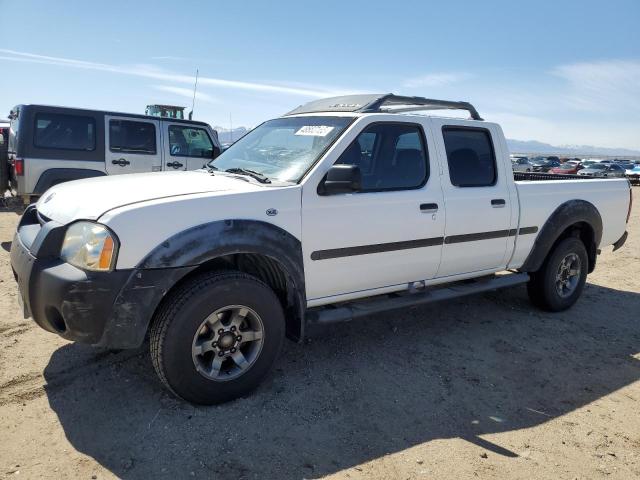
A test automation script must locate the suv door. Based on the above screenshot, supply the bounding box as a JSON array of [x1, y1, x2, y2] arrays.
[[430, 119, 512, 277], [105, 116, 161, 174], [163, 122, 217, 171], [301, 119, 445, 303]]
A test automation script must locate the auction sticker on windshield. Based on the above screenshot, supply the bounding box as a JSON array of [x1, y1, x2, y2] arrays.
[[295, 125, 335, 136]]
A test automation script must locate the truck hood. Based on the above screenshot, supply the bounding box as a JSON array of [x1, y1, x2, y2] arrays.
[[36, 170, 262, 224]]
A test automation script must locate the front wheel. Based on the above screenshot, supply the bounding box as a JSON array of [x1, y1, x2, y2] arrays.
[[150, 271, 285, 404], [527, 237, 588, 311]]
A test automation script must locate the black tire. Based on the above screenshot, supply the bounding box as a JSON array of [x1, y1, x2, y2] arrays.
[[150, 271, 285, 404], [527, 237, 588, 311]]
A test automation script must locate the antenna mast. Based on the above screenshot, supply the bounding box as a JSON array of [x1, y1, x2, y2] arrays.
[[189, 68, 199, 120]]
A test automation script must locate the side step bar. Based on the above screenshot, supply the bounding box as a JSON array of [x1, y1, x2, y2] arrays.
[[306, 273, 530, 325]]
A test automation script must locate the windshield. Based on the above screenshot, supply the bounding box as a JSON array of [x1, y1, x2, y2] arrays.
[[208, 116, 354, 182], [589, 164, 607, 170]]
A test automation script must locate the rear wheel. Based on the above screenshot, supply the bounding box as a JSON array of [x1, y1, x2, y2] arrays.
[[527, 237, 588, 311], [150, 271, 285, 404]]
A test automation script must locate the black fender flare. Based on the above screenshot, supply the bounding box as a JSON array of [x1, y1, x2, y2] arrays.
[[520, 200, 602, 273], [138, 219, 307, 340], [33, 168, 106, 195]]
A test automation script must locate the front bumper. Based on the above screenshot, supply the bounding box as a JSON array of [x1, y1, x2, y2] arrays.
[[10, 206, 194, 348]]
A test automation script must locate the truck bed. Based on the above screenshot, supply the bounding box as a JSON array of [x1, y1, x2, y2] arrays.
[[509, 176, 630, 268]]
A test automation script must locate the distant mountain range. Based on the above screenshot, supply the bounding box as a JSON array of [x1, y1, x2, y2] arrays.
[[214, 127, 249, 144], [506, 139, 640, 157], [213, 126, 640, 157]]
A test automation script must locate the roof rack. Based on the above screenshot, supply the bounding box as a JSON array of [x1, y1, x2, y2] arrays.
[[285, 93, 483, 120]]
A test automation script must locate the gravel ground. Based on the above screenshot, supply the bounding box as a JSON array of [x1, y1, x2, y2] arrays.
[[0, 195, 639, 480]]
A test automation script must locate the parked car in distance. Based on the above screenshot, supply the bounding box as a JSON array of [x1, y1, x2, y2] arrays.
[[578, 163, 626, 178], [549, 162, 583, 174], [10, 93, 632, 405], [625, 164, 640, 185], [7, 104, 222, 201], [531, 157, 561, 172], [511, 156, 533, 172], [615, 161, 635, 171]]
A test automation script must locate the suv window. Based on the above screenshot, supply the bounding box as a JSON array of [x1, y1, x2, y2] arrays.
[[336, 123, 428, 191], [169, 125, 214, 158], [34, 113, 96, 151], [109, 120, 156, 154], [443, 127, 496, 187]]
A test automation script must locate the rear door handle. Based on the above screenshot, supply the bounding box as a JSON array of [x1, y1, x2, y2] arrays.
[[112, 158, 130, 167], [491, 199, 506, 207], [166, 161, 184, 169], [420, 203, 439, 213]]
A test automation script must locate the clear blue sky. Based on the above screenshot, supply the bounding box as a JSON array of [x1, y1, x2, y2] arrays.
[[1, 0, 639, 149]]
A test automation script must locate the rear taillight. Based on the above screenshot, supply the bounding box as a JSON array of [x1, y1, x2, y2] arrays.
[[14, 158, 24, 176]]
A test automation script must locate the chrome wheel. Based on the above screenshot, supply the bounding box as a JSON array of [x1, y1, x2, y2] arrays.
[[555, 253, 581, 298], [191, 305, 265, 381]]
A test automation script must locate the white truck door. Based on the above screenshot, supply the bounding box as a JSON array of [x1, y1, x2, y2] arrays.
[[105, 116, 161, 174], [163, 122, 218, 171], [301, 119, 445, 304], [430, 118, 512, 277]]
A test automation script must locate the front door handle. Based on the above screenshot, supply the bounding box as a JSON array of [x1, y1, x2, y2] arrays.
[[112, 158, 130, 167], [420, 203, 439, 213], [166, 161, 184, 169], [491, 199, 506, 208]]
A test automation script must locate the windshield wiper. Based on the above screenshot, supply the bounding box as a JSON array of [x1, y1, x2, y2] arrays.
[[224, 168, 271, 184]]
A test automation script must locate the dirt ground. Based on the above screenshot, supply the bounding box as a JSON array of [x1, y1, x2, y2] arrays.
[[0, 195, 639, 480]]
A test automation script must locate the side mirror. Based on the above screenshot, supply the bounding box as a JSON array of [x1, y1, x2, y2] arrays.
[[320, 164, 362, 195], [211, 146, 221, 159]]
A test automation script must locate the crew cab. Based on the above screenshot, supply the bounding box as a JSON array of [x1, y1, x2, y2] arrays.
[[10, 94, 632, 404], [7, 104, 221, 201]]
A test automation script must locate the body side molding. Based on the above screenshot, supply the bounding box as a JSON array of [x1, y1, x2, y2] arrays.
[[311, 227, 538, 261]]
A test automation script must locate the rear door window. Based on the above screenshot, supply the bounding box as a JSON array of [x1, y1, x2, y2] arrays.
[[34, 113, 96, 151], [109, 120, 156, 154], [442, 127, 497, 187]]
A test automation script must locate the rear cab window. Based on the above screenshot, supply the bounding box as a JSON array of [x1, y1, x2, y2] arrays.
[[34, 113, 96, 151], [442, 127, 497, 187]]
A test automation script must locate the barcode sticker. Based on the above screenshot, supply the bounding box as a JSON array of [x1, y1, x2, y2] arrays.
[[295, 126, 335, 137]]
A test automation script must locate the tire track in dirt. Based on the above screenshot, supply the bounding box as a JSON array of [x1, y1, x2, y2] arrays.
[[0, 350, 142, 406]]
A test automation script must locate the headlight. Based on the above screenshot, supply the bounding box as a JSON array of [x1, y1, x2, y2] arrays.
[[60, 221, 118, 271]]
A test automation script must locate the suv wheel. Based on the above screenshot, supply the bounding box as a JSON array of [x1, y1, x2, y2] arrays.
[[527, 237, 588, 311], [150, 271, 285, 404]]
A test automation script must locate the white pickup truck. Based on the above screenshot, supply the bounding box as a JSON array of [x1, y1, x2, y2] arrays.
[[10, 94, 632, 404]]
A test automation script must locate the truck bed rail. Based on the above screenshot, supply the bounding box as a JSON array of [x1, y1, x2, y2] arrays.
[[514, 172, 590, 181]]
